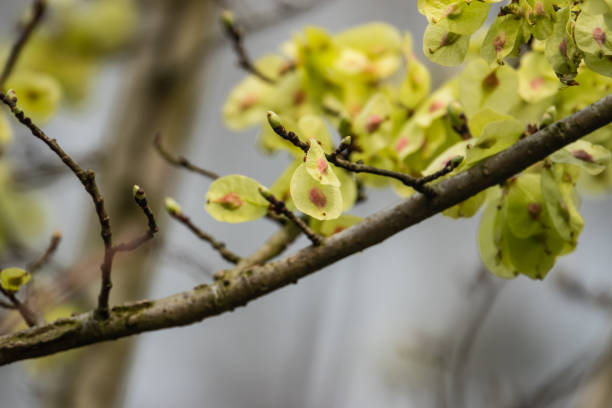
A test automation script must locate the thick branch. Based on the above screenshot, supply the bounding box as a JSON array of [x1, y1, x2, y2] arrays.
[[0, 94, 610, 365]]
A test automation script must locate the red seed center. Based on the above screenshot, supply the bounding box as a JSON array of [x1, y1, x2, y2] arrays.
[[309, 187, 327, 209]]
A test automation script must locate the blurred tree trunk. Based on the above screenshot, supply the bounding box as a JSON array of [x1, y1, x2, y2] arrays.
[[48, 1, 213, 407]]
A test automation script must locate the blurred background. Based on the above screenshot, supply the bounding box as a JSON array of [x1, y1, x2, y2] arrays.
[[0, 0, 611, 407]]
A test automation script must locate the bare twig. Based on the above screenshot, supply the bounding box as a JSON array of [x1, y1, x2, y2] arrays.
[[0, 0, 46, 88], [0, 300, 15, 310], [27, 231, 62, 274], [221, 10, 277, 84], [556, 273, 612, 312], [154, 133, 220, 180], [166, 202, 241, 264], [0, 91, 157, 319], [112, 186, 159, 253], [260, 189, 323, 246], [0, 287, 40, 327]]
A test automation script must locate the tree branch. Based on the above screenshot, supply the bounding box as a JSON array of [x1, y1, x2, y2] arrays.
[[165, 200, 242, 264], [221, 10, 277, 84], [112, 186, 159, 253], [27, 231, 62, 274], [154, 132, 220, 180], [0, 92, 157, 320], [0, 94, 610, 365], [0, 0, 46, 88], [259, 189, 323, 246]]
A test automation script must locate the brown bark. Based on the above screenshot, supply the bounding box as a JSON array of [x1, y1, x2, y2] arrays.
[[0, 93, 610, 368]]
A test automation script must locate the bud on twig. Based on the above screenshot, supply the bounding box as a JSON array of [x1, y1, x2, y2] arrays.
[[133, 184, 145, 200], [221, 10, 236, 31], [164, 197, 182, 216], [267, 111, 282, 130]]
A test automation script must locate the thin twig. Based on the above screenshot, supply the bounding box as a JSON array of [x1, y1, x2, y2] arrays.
[[221, 10, 277, 84], [0, 90, 116, 318], [27, 231, 62, 274], [112, 186, 159, 253], [260, 190, 323, 246], [267, 112, 463, 197], [0, 92, 156, 319], [0, 299, 15, 309], [0, 287, 40, 327], [0, 0, 46, 88], [167, 205, 241, 264], [154, 133, 220, 180], [556, 273, 612, 312]]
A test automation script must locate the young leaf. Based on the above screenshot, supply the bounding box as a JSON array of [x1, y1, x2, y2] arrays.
[[205, 175, 269, 223], [0, 267, 31, 292]]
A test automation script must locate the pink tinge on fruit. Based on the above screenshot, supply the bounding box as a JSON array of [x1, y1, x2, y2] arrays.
[[333, 226, 346, 234], [559, 38, 568, 59], [239, 94, 257, 111], [317, 158, 328, 174], [215, 192, 243, 210], [429, 100, 444, 113], [594, 27, 606, 48], [534, 2, 545, 15], [395, 138, 408, 152], [309, 187, 327, 208], [365, 114, 383, 133], [530, 77, 545, 90], [493, 32, 506, 53], [572, 149, 595, 163]]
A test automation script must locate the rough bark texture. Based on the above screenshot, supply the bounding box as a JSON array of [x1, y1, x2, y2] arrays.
[[0, 94, 610, 366]]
